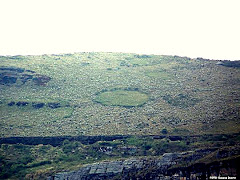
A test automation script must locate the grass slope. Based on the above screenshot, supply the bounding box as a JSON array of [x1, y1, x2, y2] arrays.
[[0, 52, 240, 136]]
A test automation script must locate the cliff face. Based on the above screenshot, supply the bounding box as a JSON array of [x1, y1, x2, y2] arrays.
[[47, 151, 239, 180]]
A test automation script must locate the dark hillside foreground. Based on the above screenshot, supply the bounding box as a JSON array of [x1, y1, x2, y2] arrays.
[[0, 52, 239, 179]]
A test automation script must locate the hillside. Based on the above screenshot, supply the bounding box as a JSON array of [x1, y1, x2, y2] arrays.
[[1, 52, 240, 179], [0, 52, 240, 137]]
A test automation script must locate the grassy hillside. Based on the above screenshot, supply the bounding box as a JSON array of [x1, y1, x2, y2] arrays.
[[0, 52, 240, 137]]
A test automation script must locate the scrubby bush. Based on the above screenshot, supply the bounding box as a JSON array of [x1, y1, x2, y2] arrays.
[[161, 128, 168, 134], [62, 140, 79, 154]]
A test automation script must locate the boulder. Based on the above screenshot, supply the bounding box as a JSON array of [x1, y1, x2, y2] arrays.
[[8, 101, 15, 106], [48, 102, 61, 109], [32, 102, 45, 109], [0, 74, 17, 84], [16, 101, 29, 106]]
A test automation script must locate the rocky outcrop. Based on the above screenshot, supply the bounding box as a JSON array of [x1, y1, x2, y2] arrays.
[[216, 60, 240, 68], [48, 102, 61, 109], [48, 152, 239, 180], [16, 101, 29, 106], [7, 101, 15, 106], [6, 101, 64, 109], [0, 72, 18, 85], [47, 157, 169, 180], [0, 66, 51, 86], [32, 102, 45, 109], [20, 74, 33, 84], [32, 74, 51, 86]]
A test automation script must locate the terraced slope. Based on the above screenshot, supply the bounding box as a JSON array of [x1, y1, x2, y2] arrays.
[[0, 53, 240, 136]]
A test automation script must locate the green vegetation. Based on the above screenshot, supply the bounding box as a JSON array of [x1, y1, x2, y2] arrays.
[[145, 70, 173, 80], [95, 89, 149, 107], [0, 52, 239, 179], [0, 52, 240, 136], [163, 94, 200, 108], [1, 133, 239, 179]]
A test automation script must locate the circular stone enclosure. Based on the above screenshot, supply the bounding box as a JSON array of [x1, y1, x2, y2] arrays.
[[95, 89, 149, 107]]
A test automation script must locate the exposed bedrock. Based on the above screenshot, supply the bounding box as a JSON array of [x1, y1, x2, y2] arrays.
[[48, 102, 61, 109], [32, 102, 45, 109], [48, 152, 239, 180], [32, 74, 51, 86], [0, 66, 51, 86], [6, 101, 64, 109], [16, 101, 29, 106]]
